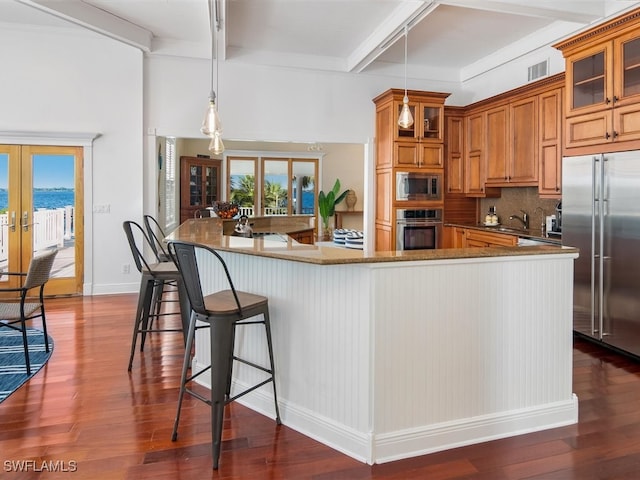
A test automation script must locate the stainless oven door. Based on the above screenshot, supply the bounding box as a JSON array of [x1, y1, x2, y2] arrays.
[[396, 221, 442, 250]]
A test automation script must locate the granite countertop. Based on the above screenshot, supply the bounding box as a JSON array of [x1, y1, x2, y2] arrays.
[[165, 218, 577, 266]]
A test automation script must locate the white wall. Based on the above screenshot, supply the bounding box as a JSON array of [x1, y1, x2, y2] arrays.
[[0, 25, 143, 295]]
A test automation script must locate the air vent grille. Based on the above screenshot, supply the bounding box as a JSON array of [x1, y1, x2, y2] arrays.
[[528, 60, 548, 82]]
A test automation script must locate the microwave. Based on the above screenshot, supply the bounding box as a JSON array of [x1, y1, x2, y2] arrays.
[[396, 172, 442, 201]]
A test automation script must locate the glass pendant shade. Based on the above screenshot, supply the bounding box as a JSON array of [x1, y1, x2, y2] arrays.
[[398, 96, 414, 128], [201, 98, 222, 136], [208, 131, 225, 155]]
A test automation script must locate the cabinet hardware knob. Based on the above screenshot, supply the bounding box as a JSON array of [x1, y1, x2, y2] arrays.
[[613, 96, 619, 104], [613, 131, 619, 138], [605, 132, 611, 139], [606, 97, 611, 104]]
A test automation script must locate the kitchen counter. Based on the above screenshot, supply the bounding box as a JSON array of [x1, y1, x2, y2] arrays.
[[166, 217, 579, 465], [167, 218, 575, 265]]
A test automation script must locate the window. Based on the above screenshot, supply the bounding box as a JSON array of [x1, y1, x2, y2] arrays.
[[228, 155, 318, 218], [164, 137, 177, 228]]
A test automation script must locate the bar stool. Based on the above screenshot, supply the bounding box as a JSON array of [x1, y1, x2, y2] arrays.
[[122, 221, 190, 371], [168, 240, 281, 469]]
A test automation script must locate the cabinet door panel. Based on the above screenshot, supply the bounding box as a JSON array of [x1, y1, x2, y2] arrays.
[[565, 110, 612, 148], [614, 102, 640, 142], [510, 97, 538, 184], [566, 42, 614, 116], [445, 116, 464, 194], [375, 170, 392, 224], [394, 143, 418, 167], [420, 144, 443, 167], [485, 105, 509, 184]]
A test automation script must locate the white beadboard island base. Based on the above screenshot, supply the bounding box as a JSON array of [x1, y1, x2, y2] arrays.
[[166, 219, 579, 465]]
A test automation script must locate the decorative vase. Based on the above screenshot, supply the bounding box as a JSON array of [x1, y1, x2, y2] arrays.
[[345, 190, 357, 211]]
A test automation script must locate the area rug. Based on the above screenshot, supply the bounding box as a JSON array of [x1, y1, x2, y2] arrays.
[[0, 327, 53, 403]]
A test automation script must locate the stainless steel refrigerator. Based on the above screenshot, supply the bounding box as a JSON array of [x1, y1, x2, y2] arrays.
[[563, 151, 640, 356]]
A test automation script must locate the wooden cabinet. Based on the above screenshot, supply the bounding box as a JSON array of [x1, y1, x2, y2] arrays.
[[485, 98, 538, 186], [538, 87, 563, 197], [464, 112, 486, 196], [288, 228, 314, 245], [179, 156, 221, 224], [445, 112, 465, 195], [484, 104, 509, 184], [555, 8, 640, 151], [452, 227, 518, 248], [373, 89, 449, 251]]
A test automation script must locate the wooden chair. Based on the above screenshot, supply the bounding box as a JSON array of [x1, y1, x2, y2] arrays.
[[0, 249, 58, 375]]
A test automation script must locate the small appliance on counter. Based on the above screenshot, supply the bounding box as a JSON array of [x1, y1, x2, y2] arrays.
[[483, 206, 499, 226]]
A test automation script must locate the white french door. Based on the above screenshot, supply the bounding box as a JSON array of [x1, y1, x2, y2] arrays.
[[0, 144, 83, 296]]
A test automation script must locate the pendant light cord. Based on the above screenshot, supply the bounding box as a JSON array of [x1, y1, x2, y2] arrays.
[[207, 0, 216, 102], [403, 25, 408, 96]]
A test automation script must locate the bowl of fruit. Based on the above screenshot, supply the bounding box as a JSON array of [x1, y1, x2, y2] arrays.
[[212, 201, 239, 219]]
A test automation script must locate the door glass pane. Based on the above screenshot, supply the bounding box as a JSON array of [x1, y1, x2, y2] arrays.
[[573, 52, 605, 109], [189, 165, 203, 206], [623, 37, 640, 97], [32, 154, 75, 279], [229, 158, 256, 217], [292, 161, 315, 215], [263, 160, 288, 216], [0, 153, 8, 273], [205, 165, 219, 206]]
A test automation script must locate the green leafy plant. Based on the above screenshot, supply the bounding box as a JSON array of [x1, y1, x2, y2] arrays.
[[318, 179, 348, 231]]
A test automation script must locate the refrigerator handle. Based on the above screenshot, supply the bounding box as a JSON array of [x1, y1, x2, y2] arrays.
[[592, 156, 598, 335], [598, 155, 606, 337]]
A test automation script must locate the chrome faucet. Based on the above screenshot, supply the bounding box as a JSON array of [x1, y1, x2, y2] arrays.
[[509, 210, 529, 230]]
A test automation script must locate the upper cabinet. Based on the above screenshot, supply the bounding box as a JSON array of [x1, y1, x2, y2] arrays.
[[179, 156, 221, 224], [374, 89, 450, 170], [555, 8, 640, 151]]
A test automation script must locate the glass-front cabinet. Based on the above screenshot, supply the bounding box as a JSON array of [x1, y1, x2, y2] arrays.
[[556, 9, 640, 149], [179, 156, 221, 223]]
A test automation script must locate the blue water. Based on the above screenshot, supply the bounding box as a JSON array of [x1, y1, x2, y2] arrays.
[[0, 189, 74, 210]]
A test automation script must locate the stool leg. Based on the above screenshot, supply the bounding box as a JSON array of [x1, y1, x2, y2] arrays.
[[262, 308, 281, 424], [128, 276, 154, 371], [210, 318, 235, 469], [171, 310, 198, 441]]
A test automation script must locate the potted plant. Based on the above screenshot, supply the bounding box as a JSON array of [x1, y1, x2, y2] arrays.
[[318, 179, 348, 240]]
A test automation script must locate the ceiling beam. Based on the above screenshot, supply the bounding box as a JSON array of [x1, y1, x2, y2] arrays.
[[347, 1, 438, 73], [15, 0, 153, 52], [438, 0, 601, 24]]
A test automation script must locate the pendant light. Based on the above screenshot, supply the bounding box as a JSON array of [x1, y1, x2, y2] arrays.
[[398, 25, 414, 129], [201, 0, 224, 154]]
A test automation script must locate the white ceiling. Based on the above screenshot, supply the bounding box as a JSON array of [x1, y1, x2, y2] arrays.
[[5, 0, 640, 82]]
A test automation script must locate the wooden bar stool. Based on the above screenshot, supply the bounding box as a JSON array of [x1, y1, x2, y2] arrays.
[[168, 240, 281, 469], [122, 221, 190, 371]]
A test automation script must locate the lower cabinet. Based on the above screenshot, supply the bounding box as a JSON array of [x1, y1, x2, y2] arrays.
[[451, 227, 518, 248], [288, 228, 315, 244]]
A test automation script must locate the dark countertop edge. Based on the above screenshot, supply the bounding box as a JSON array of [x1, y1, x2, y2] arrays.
[[445, 222, 562, 245]]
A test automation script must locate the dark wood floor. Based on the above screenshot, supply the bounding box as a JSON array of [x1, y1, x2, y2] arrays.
[[2, 294, 640, 479]]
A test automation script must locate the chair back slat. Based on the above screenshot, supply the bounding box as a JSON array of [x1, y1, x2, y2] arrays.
[[24, 249, 58, 290], [168, 240, 242, 316], [143, 215, 169, 259], [123, 221, 157, 272]]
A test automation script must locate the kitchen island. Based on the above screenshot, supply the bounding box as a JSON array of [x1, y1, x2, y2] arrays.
[[166, 218, 579, 465]]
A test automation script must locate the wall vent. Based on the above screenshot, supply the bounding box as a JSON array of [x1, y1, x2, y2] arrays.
[[528, 60, 548, 82]]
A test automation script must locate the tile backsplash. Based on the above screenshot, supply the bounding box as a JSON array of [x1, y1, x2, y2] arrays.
[[479, 187, 560, 234]]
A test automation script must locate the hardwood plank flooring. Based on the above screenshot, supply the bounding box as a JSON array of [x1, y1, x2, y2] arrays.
[[2, 294, 640, 479]]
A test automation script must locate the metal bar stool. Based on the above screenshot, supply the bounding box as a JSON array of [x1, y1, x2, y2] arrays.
[[122, 221, 190, 371], [168, 240, 281, 469]]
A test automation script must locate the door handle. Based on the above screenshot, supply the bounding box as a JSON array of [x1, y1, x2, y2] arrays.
[[21, 211, 35, 232], [8, 211, 16, 232]]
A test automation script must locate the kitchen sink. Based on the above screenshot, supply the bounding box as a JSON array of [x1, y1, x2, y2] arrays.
[[517, 237, 553, 246]]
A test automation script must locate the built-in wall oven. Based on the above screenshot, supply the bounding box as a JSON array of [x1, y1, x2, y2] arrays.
[[396, 208, 442, 250]]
